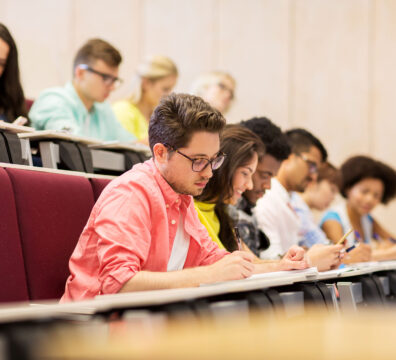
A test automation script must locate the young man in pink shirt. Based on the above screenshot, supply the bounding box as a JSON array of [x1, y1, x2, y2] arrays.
[[61, 93, 307, 302]]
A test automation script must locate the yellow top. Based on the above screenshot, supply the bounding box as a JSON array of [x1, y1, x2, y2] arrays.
[[112, 100, 148, 141], [194, 200, 225, 250]]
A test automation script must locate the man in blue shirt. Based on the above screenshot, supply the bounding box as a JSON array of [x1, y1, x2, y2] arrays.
[[29, 38, 135, 142]]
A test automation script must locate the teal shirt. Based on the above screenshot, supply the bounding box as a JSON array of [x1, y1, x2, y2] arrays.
[[29, 82, 136, 142]]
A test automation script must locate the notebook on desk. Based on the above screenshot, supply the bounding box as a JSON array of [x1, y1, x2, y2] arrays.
[[201, 267, 318, 287], [247, 267, 318, 281]]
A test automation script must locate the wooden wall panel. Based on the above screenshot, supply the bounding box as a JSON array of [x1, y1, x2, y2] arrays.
[[73, 0, 141, 100], [370, 0, 396, 234], [1, 0, 74, 98], [142, 0, 218, 95], [292, 0, 371, 165], [372, 0, 396, 164], [218, 0, 290, 125]]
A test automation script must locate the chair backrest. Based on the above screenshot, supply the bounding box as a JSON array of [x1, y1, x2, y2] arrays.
[[6, 168, 95, 301], [0, 168, 29, 302], [90, 178, 112, 201]]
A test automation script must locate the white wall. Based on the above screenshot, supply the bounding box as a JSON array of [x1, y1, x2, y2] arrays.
[[2, 0, 396, 230]]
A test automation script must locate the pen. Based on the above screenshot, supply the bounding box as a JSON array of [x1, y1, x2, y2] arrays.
[[336, 228, 353, 245], [234, 227, 243, 251], [341, 244, 357, 254]]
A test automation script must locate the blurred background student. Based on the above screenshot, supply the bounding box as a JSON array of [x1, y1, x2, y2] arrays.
[[190, 71, 235, 115], [30, 39, 135, 142], [112, 55, 178, 144], [194, 124, 308, 272], [290, 162, 342, 248], [321, 155, 396, 263], [0, 23, 28, 124]]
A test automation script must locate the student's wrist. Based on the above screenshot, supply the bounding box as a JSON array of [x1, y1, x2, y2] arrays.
[[194, 263, 217, 285]]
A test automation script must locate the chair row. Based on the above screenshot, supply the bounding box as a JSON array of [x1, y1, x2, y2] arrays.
[[0, 164, 112, 303]]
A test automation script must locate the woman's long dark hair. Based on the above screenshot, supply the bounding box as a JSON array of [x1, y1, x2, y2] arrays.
[[0, 24, 27, 122], [196, 124, 265, 251]]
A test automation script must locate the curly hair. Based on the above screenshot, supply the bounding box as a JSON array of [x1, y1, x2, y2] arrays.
[[340, 155, 396, 204], [240, 117, 291, 161]]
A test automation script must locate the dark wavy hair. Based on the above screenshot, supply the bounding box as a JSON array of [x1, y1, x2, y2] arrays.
[[149, 93, 226, 154], [196, 124, 265, 251], [340, 155, 396, 204], [0, 24, 27, 122], [241, 116, 290, 161]]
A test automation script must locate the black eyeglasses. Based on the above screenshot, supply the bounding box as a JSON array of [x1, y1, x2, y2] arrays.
[[297, 153, 318, 174], [79, 64, 123, 87], [164, 143, 226, 172]]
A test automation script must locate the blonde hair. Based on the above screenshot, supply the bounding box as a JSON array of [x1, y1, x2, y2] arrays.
[[129, 55, 178, 104], [190, 71, 236, 98]]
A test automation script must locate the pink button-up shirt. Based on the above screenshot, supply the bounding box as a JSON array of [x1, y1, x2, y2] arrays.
[[61, 159, 227, 302]]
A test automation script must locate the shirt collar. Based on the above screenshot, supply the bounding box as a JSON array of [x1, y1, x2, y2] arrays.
[[148, 159, 192, 208], [290, 192, 310, 212], [271, 178, 291, 204]]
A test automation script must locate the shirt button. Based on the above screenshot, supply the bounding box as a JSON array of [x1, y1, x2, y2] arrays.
[[175, 199, 179, 203], [166, 204, 169, 208], [171, 219, 176, 225]]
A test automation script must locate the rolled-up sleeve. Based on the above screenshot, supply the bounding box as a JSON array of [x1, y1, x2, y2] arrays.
[[94, 183, 152, 294]]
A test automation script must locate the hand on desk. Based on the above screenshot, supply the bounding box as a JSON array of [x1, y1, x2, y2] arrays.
[[371, 243, 396, 261], [278, 245, 309, 271], [343, 243, 372, 264], [210, 251, 255, 281], [307, 244, 344, 271]]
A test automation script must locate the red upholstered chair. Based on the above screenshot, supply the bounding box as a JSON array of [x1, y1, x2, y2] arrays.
[[0, 167, 29, 302], [6, 168, 95, 301], [90, 178, 112, 201], [25, 98, 34, 112]]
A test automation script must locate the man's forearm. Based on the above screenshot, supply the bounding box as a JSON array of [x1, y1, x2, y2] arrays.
[[118, 267, 213, 293], [253, 260, 283, 273]]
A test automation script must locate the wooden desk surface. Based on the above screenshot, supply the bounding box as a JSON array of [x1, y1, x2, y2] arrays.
[[39, 308, 396, 359], [0, 261, 395, 324], [18, 129, 101, 145]]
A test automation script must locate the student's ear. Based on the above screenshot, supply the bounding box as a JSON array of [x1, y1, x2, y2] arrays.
[[153, 143, 169, 164], [141, 78, 152, 92], [74, 66, 84, 81]]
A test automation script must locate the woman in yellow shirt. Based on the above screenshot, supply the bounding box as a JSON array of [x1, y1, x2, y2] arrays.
[[195, 125, 263, 250], [113, 55, 178, 143]]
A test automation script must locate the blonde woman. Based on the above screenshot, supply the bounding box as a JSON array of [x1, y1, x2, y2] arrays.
[[113, 55, 178, 143], [191, 71, 235, 115]]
